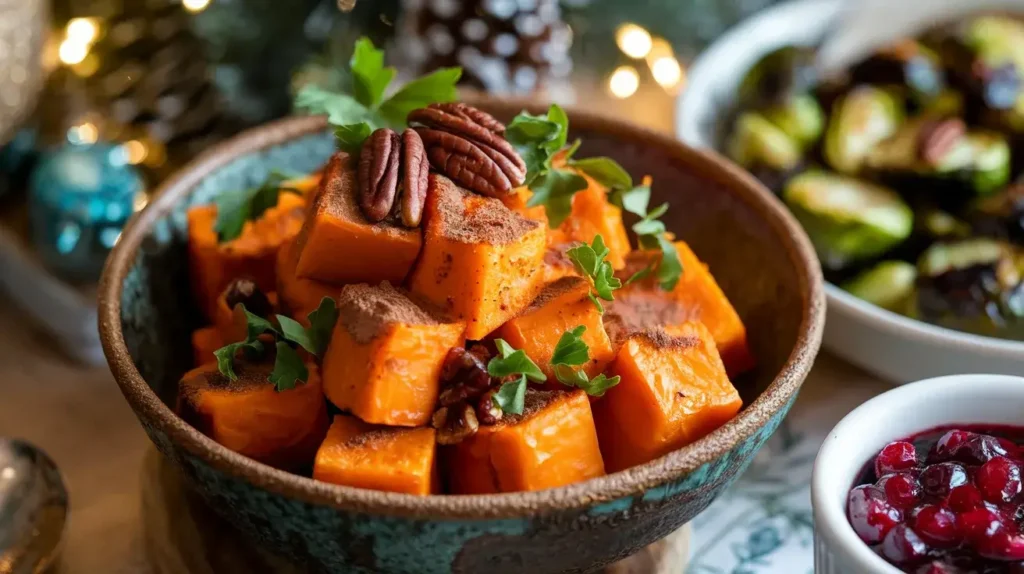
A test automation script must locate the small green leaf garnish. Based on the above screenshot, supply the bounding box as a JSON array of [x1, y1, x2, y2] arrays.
[[623, 188, 683, 291], [334, 122, 373, 154], [294, 37, 460, 136], [244, 309, 279, 340], [213, 340, 263, 381], [304, 297, 340, 356], [505, 108, 566, 184], [493, 375, 528, 416], [277, 315, 314, 355], [269, 341, 308, 392], [487, 339, 546, 416], [568, 157, 632, 191], [549, 326, 621, 396], [566, 235, 622, 313], [526, 168, 588, 228], [214, 171, 303, 243]]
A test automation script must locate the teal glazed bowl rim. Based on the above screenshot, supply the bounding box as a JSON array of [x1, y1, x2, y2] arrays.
[[97, 102, 825, 520]]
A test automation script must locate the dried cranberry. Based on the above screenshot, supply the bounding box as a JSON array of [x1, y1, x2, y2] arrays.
[[976, 531, 1024, 560], [930, 430, 975, 463], [877, 441, 919, 476], [881, 523, 931, 565], [912, 505, 959, 547], [848, 484, 902, 544], [878, 472, 922, 509], [976, 456, 1023, 504], [958, 506, 1005, 543], [947, 484, 985, 512], [921, 462, 969, 498]]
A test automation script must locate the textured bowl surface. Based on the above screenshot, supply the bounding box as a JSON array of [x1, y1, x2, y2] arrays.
[[677, 0, 1024, 383], [98, 104, 824, 574]]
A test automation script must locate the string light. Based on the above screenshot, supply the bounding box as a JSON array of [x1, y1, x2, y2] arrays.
[[608, 66, 639, 99], [122, 140, 148, 164], [58, 40, 88, 65], [182, 0, 212, 12], [651, 56, 684, 90], [67, 123, 99, 145], [615, 23, 652, 60], [66, 18, 98, 45]]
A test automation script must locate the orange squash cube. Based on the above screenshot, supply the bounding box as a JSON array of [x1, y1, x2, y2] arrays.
[[495, 276, 615, 381], [321, 282, 465, 427], [293, 152, 422, 286], [190, 326, 223, 367], [276, 238, 338, 327], [177, 357, 329, 471], [313, 415, 437, 495], [212, 282, 279, 343], [612, 242, 756, 377], [408, 174, 546, 340], [592, 322, 742, 473], [445, 390, 606, 494], [187, 189, 305, 321]]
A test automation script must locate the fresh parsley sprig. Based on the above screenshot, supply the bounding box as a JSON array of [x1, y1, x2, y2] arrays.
[[550, 327, 620, 397], [616, 185, 684, 291], [566, 235, 622, 314], [214, 170, 304, 243], [488, 339, 546, 416], [213, 297, 339, 391], [294, 37, 461, 152]]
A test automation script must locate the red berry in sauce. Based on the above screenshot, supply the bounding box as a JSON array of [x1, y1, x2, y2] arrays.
[[930, 430, 975, 463], [976, 456, 1023, 504], [877, 441, 919, 476], [958, 506, 1005, 544], [914, 562, 960, 574], [880, 523, 930, 565], [878, 472, 922, 510], [975, 530, 1024, 561], [958, 435, 1009, 465], [912, 505, 959, 547], [847, 484, 902, 544], [921, 462, 969, 498], [947, 484, 985, 512]]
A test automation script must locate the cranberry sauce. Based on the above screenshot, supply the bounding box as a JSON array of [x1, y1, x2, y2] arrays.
[[847, 424, 1024, 573]]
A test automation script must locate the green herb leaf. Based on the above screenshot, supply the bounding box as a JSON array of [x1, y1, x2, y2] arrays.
[[525, 168, 588, 228], [546, 104, 570, 152], [492, 374, 528, 415], [334, 122, 373, 154], [214, 171, 302, 243], [632, 216, 667, 238], [269, 341, 309, 392], [563, 138, 582, 161], [277, 315, 315, 355], [349, 38, 396, 108], [505, 113, 562, 184], [553, 364, 589, 388], [242, 307, 278, 340], [306, 297, 339, 356], [615, 185, 651, 217], [592, 259, 623, 301], [489, 339, 546, 383], [655, 237, 683, 291], [569, 157, 633, 191], [551, 326, 589, 366], [213, 339, 264, 381], [577, 374, 620, 397], [566, 235, 622, 312], [294, 84, 378, 126], [377, 67, 461, 128]]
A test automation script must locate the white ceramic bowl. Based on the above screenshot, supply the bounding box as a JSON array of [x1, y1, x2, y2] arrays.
[[677, 0, 1024, 383], [812, 374, 1024, 574]]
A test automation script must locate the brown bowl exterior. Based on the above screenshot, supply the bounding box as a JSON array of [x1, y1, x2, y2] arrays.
[[98, 102, 824, 573]]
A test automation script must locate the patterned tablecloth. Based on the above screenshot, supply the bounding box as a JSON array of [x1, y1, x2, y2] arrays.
[[685, 354, 893, 573]]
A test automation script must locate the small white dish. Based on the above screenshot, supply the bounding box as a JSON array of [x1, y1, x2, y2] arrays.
[[677, 0, 1024, 383], [811, 373, 1024, 573]]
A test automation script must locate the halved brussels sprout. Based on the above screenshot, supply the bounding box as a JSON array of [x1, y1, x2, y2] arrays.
[[727, 112, 803, 187], [824, 86, 904, 174], [849, 40, 946, 103], [784, 170, 914, 269], [924, 15, 1024, 111], [738, 46, 818, 107], [865, 118, 1011, 198], [762, 93, 826, 150], [915, 239, 1024, 337], [970, 183, 1024, 244], [841, 260, 918, 312]]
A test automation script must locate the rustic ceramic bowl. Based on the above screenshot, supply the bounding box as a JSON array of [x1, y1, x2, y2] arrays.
[[98, 102, 825, 574]]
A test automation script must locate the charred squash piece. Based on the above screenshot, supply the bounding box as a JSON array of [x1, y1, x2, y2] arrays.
[[187, 190, 305, 321], [312, 415, 437, 495], [293, 152, 422, 286], [176, 357, 329, 471], [611, 242, 756, 377], [276, 238, 337, 327], [592, 323, 742, 473], [445, 390, 605, 494], [495, 276, 615, 381], [409, 174, 546, 340], [321, 282, 465, 427], [190, 326, 223, 367]]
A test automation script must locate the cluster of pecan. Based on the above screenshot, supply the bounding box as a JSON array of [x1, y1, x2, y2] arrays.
[[358, 128, 429, 227], [917, 117, 966, 167], [431, 344, 504, 445]]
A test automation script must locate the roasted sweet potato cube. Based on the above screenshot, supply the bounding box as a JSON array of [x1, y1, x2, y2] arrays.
[[445, 390, 605, 494], [321, 282, 465, 426], [313, 415, 437, 495], [542, 244, 580, 284], [177, 357, 329, 471], [500, 185, 548, 224], [409, 174, 546, 339], [276, 238, 338, 327], [212, 282, 279, 342], [495, 276, 615, 381], [187, 190, 305, 321], [293, 152, 422, 285], [190, 326, 223, 367], [611, 242, 756, 376], [593, 322, 742, 473]]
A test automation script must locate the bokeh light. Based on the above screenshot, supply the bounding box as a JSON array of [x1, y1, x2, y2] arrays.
[[615, 24, 652, 60], [608, 66, 639, 99]]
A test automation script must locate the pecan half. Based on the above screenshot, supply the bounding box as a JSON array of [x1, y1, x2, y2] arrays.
[[400, 129, 429, 228], [918, 118, 966, 167], [432, 344, 502, 443], [434, 403, 480, 446], [358, 128, 401, 222], [409, 103, 526, 197], [222, 278, 273, 317]]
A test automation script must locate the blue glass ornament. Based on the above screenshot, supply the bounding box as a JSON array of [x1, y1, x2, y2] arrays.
[[29, 142, 146, 283]]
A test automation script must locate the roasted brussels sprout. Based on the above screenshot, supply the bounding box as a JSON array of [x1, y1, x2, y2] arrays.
[[970, 182, 1024, 244], [726, 112, 802, 190], [784, 170, 914, 269], [849, 40, 946, 103], [762, 93, 826, 150], [864, 118, 1011, 199], [924, 15, 1024, 111], [738, 46, 818, 107], [841, 260, 918, 312], [824, 86, 904, 174], [915, 239, 1024, 337]]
